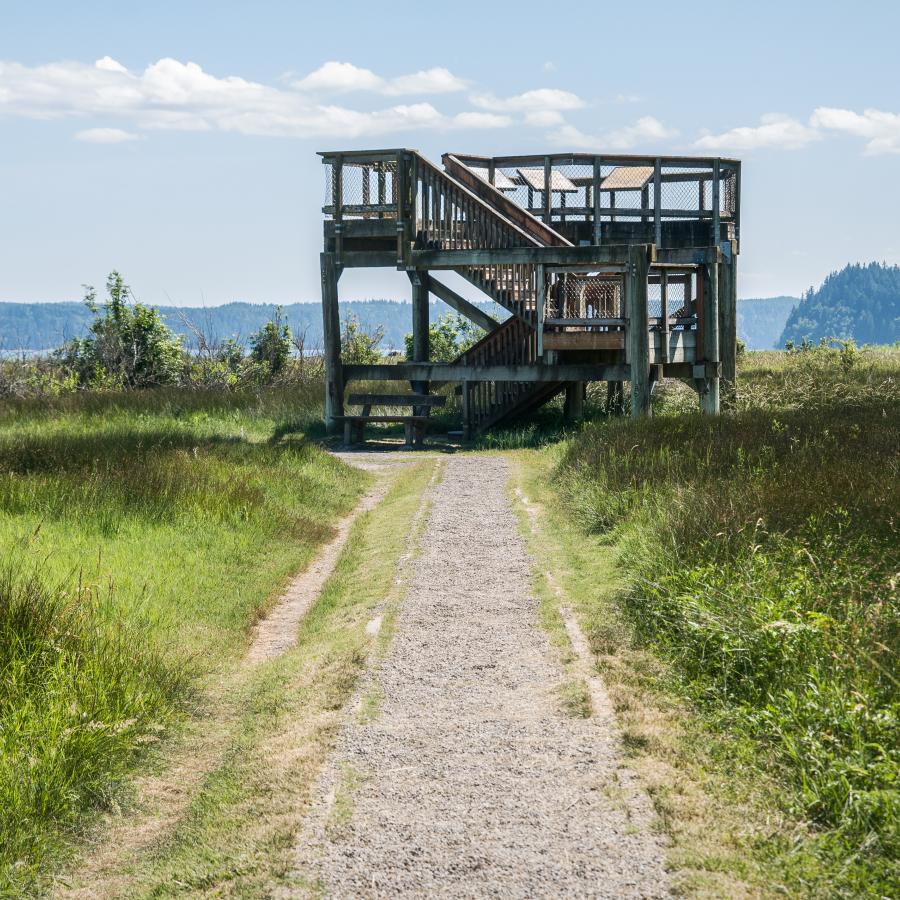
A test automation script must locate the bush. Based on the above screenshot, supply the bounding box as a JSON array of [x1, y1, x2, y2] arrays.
[[403, 313, 483, 361], [59, 272, 183, 389], [249, 306, 292, 380], [341, 314, 384, 363]]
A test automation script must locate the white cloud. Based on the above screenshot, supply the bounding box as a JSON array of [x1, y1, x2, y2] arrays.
[[542, 61, 556, 73], [75, 127, 140, 143], [291, 61, 467, 95], [554, 117, 677, 151], [0, 57, 497, 140], [694, 113, 820, 151], [383, 67, 467, 96], [524, 109, 565, 127], [471, 88, 585, 112], [811, 106, 900, 154], [451, 111, 512, 129], [292, 61, 383, 93]]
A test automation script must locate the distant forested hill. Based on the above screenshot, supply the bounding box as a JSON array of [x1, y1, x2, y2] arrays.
[[780, 262, 900, 347], [0, 299, 504, 354], [737, 296, 798, 350]]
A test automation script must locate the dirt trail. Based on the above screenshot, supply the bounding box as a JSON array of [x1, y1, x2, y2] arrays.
[[291, 454, 670, 898]]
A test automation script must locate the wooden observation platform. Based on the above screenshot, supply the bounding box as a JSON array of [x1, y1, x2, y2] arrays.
[[319, 149, 740, 438]]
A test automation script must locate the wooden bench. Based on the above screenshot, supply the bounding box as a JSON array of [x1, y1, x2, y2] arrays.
[[337, 393, 447, 447]]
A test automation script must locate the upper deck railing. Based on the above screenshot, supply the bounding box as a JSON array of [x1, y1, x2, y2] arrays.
[[319, 149, 740, 251]]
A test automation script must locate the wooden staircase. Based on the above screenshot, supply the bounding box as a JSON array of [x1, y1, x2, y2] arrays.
[[452, 317, 562, 437], [402, 152, 578, 435]]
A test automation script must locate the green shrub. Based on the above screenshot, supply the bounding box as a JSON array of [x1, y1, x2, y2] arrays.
[[59, 272, 183, 389], [403, 313, 483, 361], [249, 306, 292, 380]]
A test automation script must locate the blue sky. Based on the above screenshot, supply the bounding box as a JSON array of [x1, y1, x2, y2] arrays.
[[1, 0, 898, 305]]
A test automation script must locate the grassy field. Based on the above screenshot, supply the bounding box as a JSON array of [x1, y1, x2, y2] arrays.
[[527, 344, 898, 896], [0, 383, 368, 895]]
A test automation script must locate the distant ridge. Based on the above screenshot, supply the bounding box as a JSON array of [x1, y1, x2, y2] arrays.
[[780, 262, 900, 347], [737, 296, 798, 350], [0, 299, 503, 354]]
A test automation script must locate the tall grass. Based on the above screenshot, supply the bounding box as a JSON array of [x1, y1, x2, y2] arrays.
[[555, 345, 899, 895], [0, 567, 187, 890], [0, 382, 366, 893]]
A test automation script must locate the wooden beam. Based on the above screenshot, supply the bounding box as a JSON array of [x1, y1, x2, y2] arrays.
[[343, 363, 630, 383], [700, 260, 721, 414], [411, 245, 641, 268], [427, 276, 501, 333], [718, 245, 738, 407], [626, 244, 652, 417], [320, 252, 344, 433], [542, 332, 624, 351], [347, 393, 446, 407], [409, 270, 430, 363]]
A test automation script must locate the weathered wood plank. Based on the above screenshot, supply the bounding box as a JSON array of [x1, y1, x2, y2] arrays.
[[427, 277, 501, 333], [347, 394, 447, 407], [344, 363, 630, 383], [542, 332, 625, 350]]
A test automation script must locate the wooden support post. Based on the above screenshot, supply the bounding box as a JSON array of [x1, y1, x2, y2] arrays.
[[409, 269, 430, 415], [536, 263, 545, 357], [653, 158, 662, 247], [564, 382, 584, 420], [711, 159, 721, 246], [410, 270, 429, 363], [700, 258, 720, 414], [592, 157, 603, 246], [626, 244, 651, 417], [660, 270, 670, 364], [320, 252, 344, 433], [718, 243, 738, 407], [462, 380, 471, 439], [543, 156, 552, 223]]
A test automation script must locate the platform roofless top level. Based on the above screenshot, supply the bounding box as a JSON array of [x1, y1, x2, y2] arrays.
[[319, 148, 740, 439]]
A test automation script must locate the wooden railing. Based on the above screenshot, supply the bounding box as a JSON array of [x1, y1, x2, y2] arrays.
[[447, 153, 741, 248], [459, 263, 539, 325], [410, 152, 541, 252], [456, 317, 544, 433]]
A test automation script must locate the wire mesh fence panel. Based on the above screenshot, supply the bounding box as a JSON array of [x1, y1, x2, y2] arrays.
[[553, 162, 592, 221], [324, 159, 399, 219], [647, 278, 663, 319], [546, 273, 623, 321]]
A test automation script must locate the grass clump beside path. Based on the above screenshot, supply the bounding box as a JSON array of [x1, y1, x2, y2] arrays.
[[0, 384, 367, 895], [551, 345, 899, 896]]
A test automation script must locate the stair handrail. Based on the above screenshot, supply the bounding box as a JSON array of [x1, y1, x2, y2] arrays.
[[408, 151, 543, 251], [441, 154, 572, 248]]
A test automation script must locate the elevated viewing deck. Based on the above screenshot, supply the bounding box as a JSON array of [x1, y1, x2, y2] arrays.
[[318, 149, 740, 438]]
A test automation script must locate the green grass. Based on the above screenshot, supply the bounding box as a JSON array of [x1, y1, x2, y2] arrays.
[[0, 383, 368, 895], [69, 457, 438, 898], [548, 344, 899, 896]]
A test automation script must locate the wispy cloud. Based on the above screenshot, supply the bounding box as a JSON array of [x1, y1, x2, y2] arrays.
[[694, 114, 820, 151], [553, 117, 677, 151], [0, 57, 496, 140], [471, 88, 585, 112], [75, 127, 140, 143], [810, 107, 900, 154], [694, 108, 900, 154], [291, 61, 468, 96]]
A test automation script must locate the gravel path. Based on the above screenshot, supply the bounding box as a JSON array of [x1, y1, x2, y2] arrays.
[[292, 455, 670, 898]]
